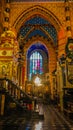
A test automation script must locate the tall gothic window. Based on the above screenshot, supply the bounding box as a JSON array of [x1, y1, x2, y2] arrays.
[[27, 43, 48, 81], [29, 51, 43, 80]]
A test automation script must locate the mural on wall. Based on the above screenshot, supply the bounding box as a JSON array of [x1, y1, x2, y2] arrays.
[[65, 38, 73, 59], [65, 38, 73, 84], [66, 60, 73, 85]]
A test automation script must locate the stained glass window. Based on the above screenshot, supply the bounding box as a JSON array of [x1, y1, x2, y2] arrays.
[[27, 42, 48, 81], [29, 51, 43, 80]]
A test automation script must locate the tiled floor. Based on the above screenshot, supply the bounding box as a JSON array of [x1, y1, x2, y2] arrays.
[[0, 103, 73, 130]]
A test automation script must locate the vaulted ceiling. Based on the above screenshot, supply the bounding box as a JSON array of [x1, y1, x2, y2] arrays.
[[18, 15, 57, 47]]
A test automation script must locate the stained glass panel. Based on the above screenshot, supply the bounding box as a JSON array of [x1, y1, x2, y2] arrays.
[[29, 51, 43, 80]]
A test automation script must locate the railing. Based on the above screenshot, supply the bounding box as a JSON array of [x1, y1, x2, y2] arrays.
[[0, 78, 33, 112]]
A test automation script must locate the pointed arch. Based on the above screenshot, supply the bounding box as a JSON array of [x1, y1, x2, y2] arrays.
[[13, 5, 62, 33], [24, 36, 57, 74]]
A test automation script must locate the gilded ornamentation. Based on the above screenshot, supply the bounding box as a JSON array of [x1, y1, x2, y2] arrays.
[[2, 51, 7, 55]]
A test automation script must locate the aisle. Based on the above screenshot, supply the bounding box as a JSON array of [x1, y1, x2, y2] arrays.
[[0, 103, 73, 130], [23, 104, 73, 130]]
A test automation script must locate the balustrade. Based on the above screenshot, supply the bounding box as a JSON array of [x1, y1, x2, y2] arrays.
[[0, 78, 33, 113]]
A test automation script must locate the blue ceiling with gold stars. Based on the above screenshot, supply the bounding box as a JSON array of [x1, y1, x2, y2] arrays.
[[18, 16, 57, 44]]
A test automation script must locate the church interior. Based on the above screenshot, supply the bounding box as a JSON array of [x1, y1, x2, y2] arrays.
[[0, 0, 73, 129]]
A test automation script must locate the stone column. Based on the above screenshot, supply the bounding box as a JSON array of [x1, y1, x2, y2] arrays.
[[58, 53, 67, 111], [57, 62, 64, 111], [0, 94, 5, 116], [17, 65, 22, 87]]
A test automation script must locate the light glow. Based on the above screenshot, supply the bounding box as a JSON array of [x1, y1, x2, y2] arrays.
[[34, 76, 41, 86]]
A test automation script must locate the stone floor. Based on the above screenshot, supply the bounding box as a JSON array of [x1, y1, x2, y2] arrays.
[[0, 103, 73, 130]]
